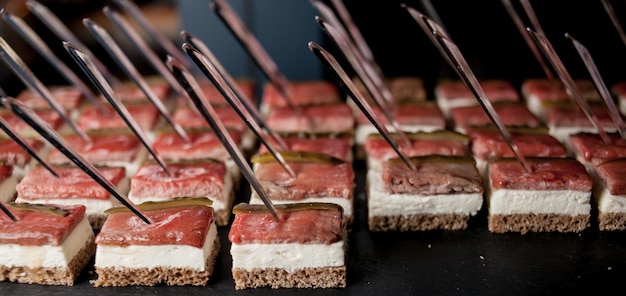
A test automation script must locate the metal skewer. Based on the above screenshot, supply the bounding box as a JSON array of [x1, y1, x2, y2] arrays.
[[327, 0, 384, 77], [566, 33, 626, 140], [527, 28, 611, 144], [83, 17, 190, 143], [402, 4, 455, 70], [0, 36, 91, 144], [183, 44, 296, 178], [419, 0, 449, 35], [103, 6, 189, 100], [181, 31, 289, 151], [0, 202, 17, 222], [1, 96, 152, 224], [0, 85, 59, 177], [26, 0, 122, 87], [311, 2, 395, 108], [316, 16, 412, 148], [405, 5, 532, 172], [309, 41, 416, 171], [601, 0, 626, 49], [0, 10, 106, 113], [112, 0, 194, 72], [500, 0, 555, 80], [210, 0, 303, 117], [167, 52, 280, 221], [64, 41, 172, 176], [434, 31, 532, 172], [0, 113, 59, 177]]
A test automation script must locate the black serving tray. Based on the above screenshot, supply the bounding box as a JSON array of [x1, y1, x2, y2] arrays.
[[1, 160, 625, 295]]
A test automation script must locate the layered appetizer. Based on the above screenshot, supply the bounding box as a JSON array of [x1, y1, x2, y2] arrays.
[[92, 197, 219, 286], [152, 127, 243, 185], [256, 134, 353, 162], [1, 109, 63, 139], [16, 85, 85, 120], [487, 157, 592, 234], [521, 78, 600, 119], [363, 131, 469, 171], [544, 103, 620, 145], [260, 80, 341, 115], [0, 203, 95, 286], [78, 103, 161, 140], [172, 105, 255, 152], [353, 101, 446, 159], [229, 202, 347, 289], [435, 79, 520, 118], [468, 128, 567, 177], [47, 130, 147, 178], [591, 158, 626, 231], [15, 165, 128, 229], [110, 75, 171, 103], [367, 155, 484, 231], [569, 132, 626, 169], [265, 103, 355, 135], [450, 102, 544, 134], [128, 159, 234, 226], [0, 137, 46, 180], [249, 151, 355, 225]]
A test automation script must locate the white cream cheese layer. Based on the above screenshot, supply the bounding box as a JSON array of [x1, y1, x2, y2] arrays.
[[231, 241, 345, 272], [488, 189, 591, 215], [0, 217, 93, 268], [366, 170, 483, 217], [0, 176, 18, 203], [95, 222, 217, 271], [248, 194, 353, 218], [128, 173, 234, 213], [15, 178, 129, 217], [594, 179, 626, 214]]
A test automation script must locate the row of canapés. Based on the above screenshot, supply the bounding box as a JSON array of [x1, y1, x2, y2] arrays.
[[0, 76, 625, 288]]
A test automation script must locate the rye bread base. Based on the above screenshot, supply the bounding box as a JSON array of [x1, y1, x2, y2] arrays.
[[488, 213, 590, 234], [232, 265, 346, 289], [598, 213, 626, 231], [92, 237, 220, 287], [368, 214, 470, 232], [0, 238, 96, 286]]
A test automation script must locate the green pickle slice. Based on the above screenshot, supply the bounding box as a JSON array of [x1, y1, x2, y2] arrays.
[[104, 197, 213, 214], [250, 151, 345, 164], [8, 202, 70, 217]]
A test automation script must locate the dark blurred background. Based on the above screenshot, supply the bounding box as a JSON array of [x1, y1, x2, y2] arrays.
[[0, 0, 625, 99]]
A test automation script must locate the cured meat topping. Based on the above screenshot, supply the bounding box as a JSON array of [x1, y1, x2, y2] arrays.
[[489, 158, 592, 191], [593, 158, 626, 195], [569, 133, 626, 162], [366, 136, 467, 161], [0, 138, 44, 167], [262, 81, 340, 108], [257, 136, 352, 161], [0, 204, 86, 246], [96, 205, 213, 248], [130, 161, 226, 200], [382, 156, 483, 195], [255, 161, 354, 200], [229, 203, 343, 244], [16, 166, 126, 200], [78, 104, 160, 131], [469, 130, 567, 160], [47, 133, 141, 164], [153, 128, 241, 162], [267, 103, 355, 133]]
